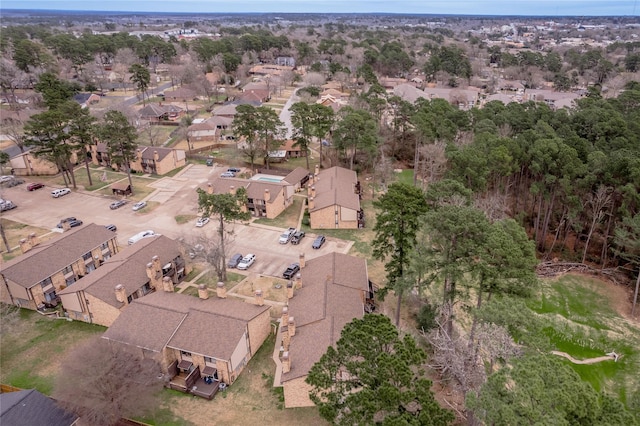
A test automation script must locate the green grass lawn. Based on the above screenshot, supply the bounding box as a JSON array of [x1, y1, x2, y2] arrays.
[[254, 197, 304, 229], [0, 310, 106, 394], [524, 275, 640, 405]]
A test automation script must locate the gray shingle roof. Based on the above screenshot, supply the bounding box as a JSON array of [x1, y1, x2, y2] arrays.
[[1, 224, 117, 288], [0, 389, 78, 426]]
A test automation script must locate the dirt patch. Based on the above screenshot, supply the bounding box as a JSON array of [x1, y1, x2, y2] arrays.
[[233, 273, 289, 304], [550, 350, 618, 364]]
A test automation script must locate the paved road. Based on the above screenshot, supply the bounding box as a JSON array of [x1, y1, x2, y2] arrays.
[[279, 88, 299, 139], [0, 164, 350, 279]]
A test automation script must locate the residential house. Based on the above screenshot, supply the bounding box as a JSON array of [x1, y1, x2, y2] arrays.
[[248, 64, 294, 77], [278, 139, 304, 159], [203, 176, 295, 219], [187, 120, 218, 142], [278, 252, 374, 408], [130, 146, 187, 175], [73, 92, 101, 108], [89, 144, 186, 176], [9, 150, 60, 176], [211, 103, 240, 119], [380, 77, 409, 90], [58, 235, 186, 327], [138, 103, 184, 122], [163, 87, 198, 102], [0, 389, 79, 426], [102, 289, 271, 399], [276, 56, 296, 67], [308, 166, 364, 229], [524, 89, 580, 109], [0, 224, 119, 311], [393, 83, 480, 110]]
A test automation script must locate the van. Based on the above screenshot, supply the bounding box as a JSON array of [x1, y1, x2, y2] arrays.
[[51, 188, 71, 198], [128, 230, 155, 245]]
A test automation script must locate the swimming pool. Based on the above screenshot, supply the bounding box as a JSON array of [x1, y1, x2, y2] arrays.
[[251, 174, 285, 183]]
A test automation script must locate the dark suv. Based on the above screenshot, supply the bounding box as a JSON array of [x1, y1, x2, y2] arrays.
[[291, 230, 305, 245], [227, 253, 244, 268], [312, 235, 326, 249]]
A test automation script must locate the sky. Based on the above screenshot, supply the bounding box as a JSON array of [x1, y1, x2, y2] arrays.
[[1, 1, 638, 16]]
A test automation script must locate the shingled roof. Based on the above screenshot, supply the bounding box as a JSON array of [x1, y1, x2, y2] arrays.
[[282, 252, 368, 382], [1, 224, 117, 288], [311, 166, 360, 212], [58, 235, 182, 308], [0, 389, 78, 426], [102, 291, 270, 360]]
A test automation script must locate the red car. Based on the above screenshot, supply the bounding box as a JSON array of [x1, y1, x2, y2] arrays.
[[27, 182, 45, 191]]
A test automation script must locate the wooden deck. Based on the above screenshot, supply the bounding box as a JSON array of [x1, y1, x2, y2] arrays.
[[167, 362, 220, 400]]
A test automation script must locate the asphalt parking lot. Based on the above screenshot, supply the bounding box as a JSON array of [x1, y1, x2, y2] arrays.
[[0, 164, 352, 279]]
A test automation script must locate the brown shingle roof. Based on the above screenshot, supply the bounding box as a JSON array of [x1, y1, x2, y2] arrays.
[[58, 235, 182, 308], [139, 146, 172, 162], [1, 224, 117, 288], [167, 310, 247, 359], [283, 167, 310, 185], [311, 166, 360, 212], [201, 177, 289, 204], [103, 291, 270, 359], [102, 302, 187, 352], [282, 252, 368, 381]]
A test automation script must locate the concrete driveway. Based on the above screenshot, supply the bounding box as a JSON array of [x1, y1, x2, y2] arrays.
[[0, 164, 351, 279]]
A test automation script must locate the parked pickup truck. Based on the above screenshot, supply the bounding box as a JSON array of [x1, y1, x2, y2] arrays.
[[283, 263, 300, 280]]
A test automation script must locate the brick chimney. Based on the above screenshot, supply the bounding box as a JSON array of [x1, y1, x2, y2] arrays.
[[282, 351, 291, 374], [137, 148, 143, 161], [152, 255, 161, 273], [263, 189, 270, 217], [308, 197, 314, 210], [162, 276, 174, 292], [295, 273, 302, 290], [216, 282, 227, 298], [287, 281, 294, 299], [153, 150, 159, 162], [198, 284, 209, 300], [146, 262, 156, 283], [229, 185, 236, 195], [288, 317, 296, 337], [29, 233, 40, 248], [115, 284, 127, 304], [299, 252, 305, 268], [281, 306, 289, 326], [310, 186, 316, 198], [308, 173, 314, 186], [207, 183, 213, 194], [282, 327, 291, 351], [19, 238, 32, 253], [255, 289, 264, 306], [314, 164, 319, 176]]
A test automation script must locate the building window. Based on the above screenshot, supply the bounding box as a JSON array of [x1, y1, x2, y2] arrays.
[[205, 356, 215, 364], [65, 276, 76, 286], [40, 277, 53, 288], [181, 350, 192, 357], [63, 265, 73, 275], [83, 252, 92, 261], [101, 242, 109, 250]]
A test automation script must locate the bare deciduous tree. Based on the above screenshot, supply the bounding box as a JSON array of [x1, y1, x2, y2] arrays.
[[303, 72, 326, 87], [54, 336, 163, 426]]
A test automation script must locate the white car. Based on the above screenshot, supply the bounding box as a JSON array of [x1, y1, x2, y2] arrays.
[[128, 230, 156, 245], [195, 217, 210, 227], [237, 254, 256, 270], [279, 227, 297, 244], [132, 201, 147, 211], [51, 188, 71, 198]]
